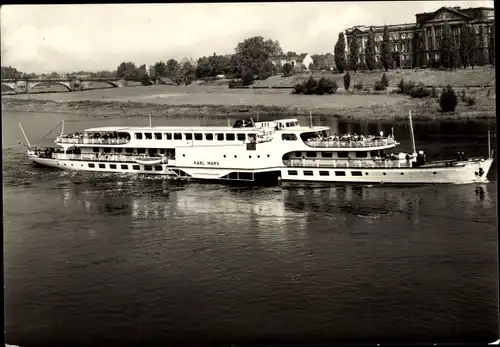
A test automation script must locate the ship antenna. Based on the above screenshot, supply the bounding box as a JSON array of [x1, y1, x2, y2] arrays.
[[18, 122, 32, 149], [408, 110, 416, 154]]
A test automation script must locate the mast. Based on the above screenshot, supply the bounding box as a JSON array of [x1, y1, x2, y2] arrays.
[[61, 120, 65, 135], [149, 114, 152, 127], [488, 130, 491, 159], [309, 111, 313, 128], [18, 122, 32, 148], [408, 110, 416, 154]]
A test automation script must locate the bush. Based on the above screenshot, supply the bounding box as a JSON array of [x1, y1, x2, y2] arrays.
[[343, 72, 351, 90], [241, 70, 254, 86], [460, 89, 466, 102], [465, 96, 476, 106], [439, 85, 458, 112], [140, 74, 152, 86], [381, 73, 389, 88], [373, 80, 385, 91], [292, 77, 338, 95], [410, 83, 430, 98], [397, 79, 415, 95], [431, 86, 437, 98], [353, 81, 364, 91]]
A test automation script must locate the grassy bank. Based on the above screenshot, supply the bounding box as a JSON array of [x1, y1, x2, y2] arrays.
[[2, 91, 495, 121]]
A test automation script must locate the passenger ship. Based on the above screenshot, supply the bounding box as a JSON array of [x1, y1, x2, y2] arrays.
[[20, 112, 494, 185]]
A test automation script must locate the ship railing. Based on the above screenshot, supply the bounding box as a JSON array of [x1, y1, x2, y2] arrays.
[[285, 159, 414, 169], [53, 153, 172, 163], [56, 137, 130, 145], [305, 138, 397, 148]]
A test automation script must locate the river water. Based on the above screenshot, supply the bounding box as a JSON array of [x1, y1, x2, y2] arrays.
[[3, 110, 498, 346]]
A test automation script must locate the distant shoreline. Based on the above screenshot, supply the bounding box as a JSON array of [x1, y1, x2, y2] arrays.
[[2, 96, 495, 121]]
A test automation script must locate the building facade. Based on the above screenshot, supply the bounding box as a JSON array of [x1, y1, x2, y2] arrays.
[[345, 6, 494, 68]]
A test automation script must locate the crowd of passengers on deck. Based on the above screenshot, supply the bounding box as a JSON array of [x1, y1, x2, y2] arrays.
[[58, 132, 131, 142], [308, 131, 394, 143]]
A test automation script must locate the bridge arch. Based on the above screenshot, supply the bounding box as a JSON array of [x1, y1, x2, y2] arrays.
[[82, 80, 119, 88], [1, 84, 17, 93], [29, 82, 72, 92]]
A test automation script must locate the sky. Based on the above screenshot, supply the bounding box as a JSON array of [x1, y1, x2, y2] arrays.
[[1, 1, 494, 74]]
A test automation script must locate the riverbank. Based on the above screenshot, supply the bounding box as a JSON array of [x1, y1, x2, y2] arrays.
[[2, 95, 495, 121]]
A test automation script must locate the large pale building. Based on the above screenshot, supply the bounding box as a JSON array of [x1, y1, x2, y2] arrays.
[[345, 6, 494, 68]]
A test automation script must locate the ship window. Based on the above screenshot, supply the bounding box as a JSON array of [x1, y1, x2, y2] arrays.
[[159, 149, 165, 154], [115, 148, 122, 153], [226, 133, 235, 141], [165, 133, 172, 140], [338, 151, 349, 158], [355, 151, 368, 158], [194, 133, 203, 140], [137, 148, 146, 154], [149, 149, 157, 154], [306, 152, 317, 158], [104, 147, 111, 153], [237, 133, 246, 141], [216, 133, 224, 141], [145, 133, 152, 140], [401, 172, 404, 175], [88, 163, 95, 168], [154, 133, 162, 140], [295, 152, 302, 157], [174, 133, 182, 140], [121, 165, 128, 169], [125, 148, 134, 153], [144, 165, 152, 171], [133, 165, 140, 170], [185, 133, 192, 140], [154, 166, 162, 171], [286, 122, 290, 127], [93, 147, 100, 153], [351, 171, 363, 176], [99, 164, 105, 169], [335, 171, 346, 176], [370, 151, 379, 157], [288, 170, 298, 175], [321, 152, 333, 158], [110, 164, 117, 169], [319, 171, 329, 176], [304, 170, 314, 176], [282, 134, 297, 141], [205, 133, 213, 141], [135, 133, 143, 140]]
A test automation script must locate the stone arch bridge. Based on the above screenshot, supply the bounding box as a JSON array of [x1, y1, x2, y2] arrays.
[[1, 78, 127, 94]]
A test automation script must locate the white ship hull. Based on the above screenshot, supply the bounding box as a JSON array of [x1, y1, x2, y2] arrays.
[[28, 154, 493, 185]]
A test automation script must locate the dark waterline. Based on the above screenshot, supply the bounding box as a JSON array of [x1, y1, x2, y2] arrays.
[[3, 111, 498, 346]]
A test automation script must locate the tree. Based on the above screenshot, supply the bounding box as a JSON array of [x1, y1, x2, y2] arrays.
[[308, 62, 316, 71], [286, 51, 298, 57], [241, 69, 254, 85], [459, 24, 471, 68], [365, 28, 376, 71], [166, 59, 180, 82], [348, 32, 359, 72], [440, 21, 453, 69], [282, 62, 293, 77], [116, 62, 139, 81], [234, 36, 283, 77], [334, 32, 347, 73], [381, 25, 392, 71], [47, 71, 60, 79], [439, 85, 458, 112], [1, 66, 24, 79], [490, 22, 495, 66], [469, 25, 480, 69], [181, 61, 195, 84], [152, 61, 167, 79], [477, 26, 486, 65]]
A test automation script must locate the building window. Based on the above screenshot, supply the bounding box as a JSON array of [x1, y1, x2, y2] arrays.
[[154, 133, 162, 140], [144, 133, 152, 140]]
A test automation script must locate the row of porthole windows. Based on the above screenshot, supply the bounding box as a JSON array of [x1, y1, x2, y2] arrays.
[[88, 163, 163, 171], [288, 170, 439, 176], [135, 132, 250, 141], [181, 154, 271, 159]]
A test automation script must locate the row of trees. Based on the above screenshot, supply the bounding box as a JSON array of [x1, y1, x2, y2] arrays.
[[1, 66, 118, 80], [333, 21, 495, 73]]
